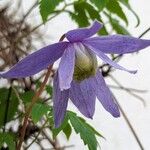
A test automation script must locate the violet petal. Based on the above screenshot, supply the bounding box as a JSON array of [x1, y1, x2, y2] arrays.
[[66, 20, 103, 42], [58, 44, 75, 90], [53, 73, 69, 128], [69, 79, 96, 118], [90, 71, 120, 117], [83, 35, 150, 54], [87, 44, 137, 74], [0, 42, 69, 78]]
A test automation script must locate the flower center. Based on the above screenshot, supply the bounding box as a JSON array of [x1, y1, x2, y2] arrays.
[[73, 43, 97, 81]]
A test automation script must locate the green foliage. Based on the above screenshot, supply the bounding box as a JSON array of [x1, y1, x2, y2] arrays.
[[70, 1, 108, 35], [31, 102, 50, 123], [68, 111, 103, 150], [90, 0, 109, 11], [62, 123, 72, 140], [45, 85, 53, 96], [50, 110, 103, 149], [71, 1, 90, 27], [110, 18, 130, 35], [0, 133, 15, 150], [119, 0, 140, 26], [52, 114, 72, 140], [20, 90, 35, 103], [0, 88, 19, 127], [105, 12, 130, 35], [106, 0, 128, 25], [39, 0, 63, 22]]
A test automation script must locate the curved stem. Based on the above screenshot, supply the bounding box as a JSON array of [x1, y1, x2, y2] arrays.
[[113, 95, 144, 150], [139, 27, 150, 38], [16, 66, 52, 150]]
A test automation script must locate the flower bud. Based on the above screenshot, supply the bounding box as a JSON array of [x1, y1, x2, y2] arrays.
[[73, 43, 97, 81]]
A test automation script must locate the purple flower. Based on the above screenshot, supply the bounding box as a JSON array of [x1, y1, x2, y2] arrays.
[[1, 21, 150, 127]]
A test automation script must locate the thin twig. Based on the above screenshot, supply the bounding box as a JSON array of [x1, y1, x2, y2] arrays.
[[42, 131, 60, 150], [139, 27, 150, 38], [17, 66, 52, 150], [110, 75, 146, 106], [109, 85, 147, 93], [26, 120, 48, 149], [112, 93, 145, 150]]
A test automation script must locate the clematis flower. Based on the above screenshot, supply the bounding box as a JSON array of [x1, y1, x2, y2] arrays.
[[1, 21, 150, 127]]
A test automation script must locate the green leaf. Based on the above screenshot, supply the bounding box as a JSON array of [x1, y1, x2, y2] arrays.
[[111, 18, 130, 35], [45, 85, 53, 96], [90, 0, 109, 11], [0, 88, 19, 127], [77, 117, 104, 138], [119, 0, 140, 27], [20, 91, 35, 103], [83, 2, 108, 35], [84, 2, 100, 20], [0, 133, 15, 150], [39, 0, 63, 22], [68, 111, 102, 150], [62, 123, 72, 140], [70, 1, 108, 34], [106, 0, 128, 25], [71, 1, 89, 27], [31, 102, 50, 123], [105, 12, 130, 35], [52, 114, 72, 140]]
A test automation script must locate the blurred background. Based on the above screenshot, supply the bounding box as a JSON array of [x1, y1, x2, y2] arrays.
[[0, 0, 150, 150]]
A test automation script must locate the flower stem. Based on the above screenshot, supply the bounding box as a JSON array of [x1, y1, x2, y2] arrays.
[[16, 66, 52, 150], [114, 97, 144, 150]]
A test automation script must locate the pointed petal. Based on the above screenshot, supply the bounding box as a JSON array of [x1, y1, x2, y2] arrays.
[[58, 44, 75, 90], [0, 42, 69, 78], [65, 20, 103, 42], [90, 71, 120, 117], [69, 79, 96, 118], [87, 45, 137, 74], [53, 73, 69, 128], [83, 35, 150, 54]]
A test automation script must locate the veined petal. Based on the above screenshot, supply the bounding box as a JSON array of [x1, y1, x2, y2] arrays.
[[65, 20, 103, 42], [53, 73, 69, 128], [69, 79, 96, 118], [58, 44, 75, 90], [87, 45, 137, 74], [83, 35, 150, 54], [90, 71, 120, 117], [0, 42, 69, 78]]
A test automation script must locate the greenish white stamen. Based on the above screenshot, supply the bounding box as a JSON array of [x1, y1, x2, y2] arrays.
[[73, 43, 97, 81]]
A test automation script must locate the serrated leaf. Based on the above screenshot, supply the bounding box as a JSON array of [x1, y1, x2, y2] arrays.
[[106, 0, 128, 25], [0, 88, 19, 127], [0, 133, 15, 150], [90, 0, 109, 11], [39, 0, 63, 22], [68, 111, 101, 150], [78, 117, 104, 138], [31, 103, 50, 123], [52, 114, 72, 140]]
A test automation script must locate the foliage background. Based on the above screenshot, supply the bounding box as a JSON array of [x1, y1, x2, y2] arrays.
[[0, 0, 150, 149]]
